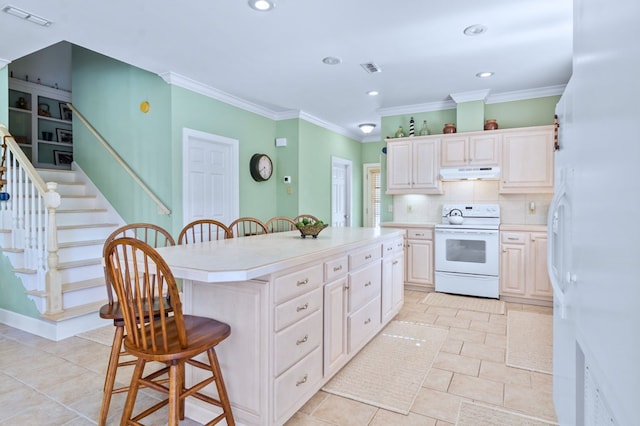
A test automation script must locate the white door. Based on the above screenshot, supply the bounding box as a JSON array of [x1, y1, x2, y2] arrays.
[[363, 163, 381, 227], [332, 156, 351, 227], [182, 128, 239, 226]]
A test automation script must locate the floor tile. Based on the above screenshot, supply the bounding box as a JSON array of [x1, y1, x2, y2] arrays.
[[422, 368, 453, 392], [479, 360, 531, 387], [448, 373, 504, 406], [311, 394, 377, 426], [411, 387, 468, 423], [446, 327, 486, 344], [369, 409, 437, 425], [504, 382, 557, 422], [460, 341, 505, 363], [432, 352, 481, 377]]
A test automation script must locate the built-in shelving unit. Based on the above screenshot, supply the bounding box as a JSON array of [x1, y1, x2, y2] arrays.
[[8, 78, 73, 169]]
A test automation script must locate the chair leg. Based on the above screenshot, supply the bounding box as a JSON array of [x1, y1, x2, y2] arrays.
[[122, 357, 145, 425], [98, 325, 125, 426], [207, 347, 235, 426], [168, 362, 180, 426], [178, 361, 185, 420]]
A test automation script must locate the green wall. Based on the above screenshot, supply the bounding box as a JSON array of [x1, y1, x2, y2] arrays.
[[275, 119, 300, 217], [0, 254, 39, 316]]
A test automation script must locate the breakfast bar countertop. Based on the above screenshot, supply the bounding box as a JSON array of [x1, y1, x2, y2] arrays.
[[155, 226, 403, 283]]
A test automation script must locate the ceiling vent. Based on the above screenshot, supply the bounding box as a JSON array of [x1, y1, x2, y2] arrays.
[[360, 62, 382, 73]]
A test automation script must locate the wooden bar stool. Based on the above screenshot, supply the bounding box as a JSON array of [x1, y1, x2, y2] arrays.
[[178, 219, 232, 243], [98, 223, 175, 426], [265, 216, 297, 233], [228, 217, 268, 237], [104, 237, 235, 425]]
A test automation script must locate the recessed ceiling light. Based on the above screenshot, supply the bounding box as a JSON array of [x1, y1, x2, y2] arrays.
[[476, 71, 494, 78], [322, 56, 342, 65], [367, 90, 379, 96], [463, 24, 487, 36], [359, 123, 376, 134], [248, 0, 275, 11]]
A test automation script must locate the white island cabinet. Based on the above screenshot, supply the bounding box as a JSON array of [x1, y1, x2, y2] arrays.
[[155, 227, 404, 426]]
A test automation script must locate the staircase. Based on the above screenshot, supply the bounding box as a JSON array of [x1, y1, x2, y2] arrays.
[[0, 167, 124, 340]]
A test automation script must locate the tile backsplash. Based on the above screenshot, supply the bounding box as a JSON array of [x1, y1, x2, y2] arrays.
[[392, 180, 552, 225]]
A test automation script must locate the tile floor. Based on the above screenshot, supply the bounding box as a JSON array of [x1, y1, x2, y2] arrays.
[[0, 291, 556, 425]]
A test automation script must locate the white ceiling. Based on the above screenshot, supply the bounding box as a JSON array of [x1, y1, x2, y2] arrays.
[[0, 0, 573, 141]]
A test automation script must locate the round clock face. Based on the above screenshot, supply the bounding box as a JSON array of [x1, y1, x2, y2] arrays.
[[250, 154, 273, 181]]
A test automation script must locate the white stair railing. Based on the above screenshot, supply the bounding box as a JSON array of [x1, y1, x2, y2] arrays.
[[1, 125, 63, 315]]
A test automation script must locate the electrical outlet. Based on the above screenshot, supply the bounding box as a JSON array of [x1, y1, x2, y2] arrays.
[[407, 205, 413, 213], [387, 204, 393, 213]]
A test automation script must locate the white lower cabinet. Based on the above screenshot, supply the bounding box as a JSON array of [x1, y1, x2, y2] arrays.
[[348, 295, 381, 353], [382, 236, 405, 323], [274, 347, 323, 420], [323, 276, 348, 377], [405, 228, 434, 290]]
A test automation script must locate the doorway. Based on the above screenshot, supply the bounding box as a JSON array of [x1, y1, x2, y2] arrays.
[[331, 156, 352, 227], [182, 128, 239, 226], [363, 163, 381, 227]]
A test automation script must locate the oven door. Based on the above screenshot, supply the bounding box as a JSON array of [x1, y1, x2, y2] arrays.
[[435, 228, 499, 276]]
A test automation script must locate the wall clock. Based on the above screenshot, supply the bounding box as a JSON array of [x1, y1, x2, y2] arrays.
[[250, 153, 273, 182]]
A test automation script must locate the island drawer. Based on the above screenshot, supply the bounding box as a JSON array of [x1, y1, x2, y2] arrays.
[[348, 261, 381, 313], [383, 237, 404, 257], [275, 288, 322, 332], [348, 244, 382, 271], [274, 347, 323, 421], [274, 264, 323, 304], [348, 296, 381, 353], [324, 255, 348, 282], [274, 309, 323, 376], [407, 228, 433, 240]]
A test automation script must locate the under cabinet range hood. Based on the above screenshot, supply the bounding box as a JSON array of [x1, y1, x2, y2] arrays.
[[439, 166, 501, 181]]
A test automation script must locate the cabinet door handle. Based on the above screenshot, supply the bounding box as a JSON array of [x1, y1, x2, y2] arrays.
[[333, 265, 342, 272], [296, 374, 308, 386], [364, 281, 372, 287], [296, 303, 309, 312], [296, 334, 309, 345], [364, 318, 371, 325], [386, 246, 393, 251], [392, 260, 399, 265], [296, 278, 309, 286], [365, 254, 372, 260]]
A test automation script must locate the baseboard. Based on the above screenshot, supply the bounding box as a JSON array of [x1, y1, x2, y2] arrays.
[[0, 307, 110, 341]]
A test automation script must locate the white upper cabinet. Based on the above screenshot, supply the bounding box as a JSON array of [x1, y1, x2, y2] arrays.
[[500, 126, 554, 193], [386, 136, 442, 194], [440, 132, 501, 167]]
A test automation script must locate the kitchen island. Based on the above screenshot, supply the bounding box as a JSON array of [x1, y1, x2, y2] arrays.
[[156, 227, 405, 426]]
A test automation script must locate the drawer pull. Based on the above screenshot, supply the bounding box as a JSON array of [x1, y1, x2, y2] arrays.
[[364, 318, 371, 325], [416, 233, 424, 237], [365, 254, 372, 260], [507, 237, 519, 240], [386, 246, 392, 251], [392, 260, 399, 265], [296, 334, 309, 345], [296, 374, 308, 387], [296, 278, 309, 286], [333, 265, 342, 272], [364, 281, 372, 287], [296, 303, 309, 312]]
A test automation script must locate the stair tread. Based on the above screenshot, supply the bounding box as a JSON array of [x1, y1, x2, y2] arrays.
[[40, 300, 107, 322], [59, 239, 106, 249], [58, 258, 102, 269], [57, 208, 108, 213], [57, 223, 119, 230], [63, 276, 105, 292]]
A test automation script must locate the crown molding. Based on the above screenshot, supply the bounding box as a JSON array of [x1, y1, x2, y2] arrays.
[[486, 84, 566, 103], [449, 89, 491, 103], [159, 71, 280, 120], [159, 71, 360, 141], [378, 99, 456, 117]]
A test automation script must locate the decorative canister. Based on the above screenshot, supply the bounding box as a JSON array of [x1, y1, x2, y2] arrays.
[[419, 120, 430, 136], [484, 119, 499, 130], [443, 123, 456, 134]]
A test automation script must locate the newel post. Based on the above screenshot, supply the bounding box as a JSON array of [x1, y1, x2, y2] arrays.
[[44, 182, 63, 314]]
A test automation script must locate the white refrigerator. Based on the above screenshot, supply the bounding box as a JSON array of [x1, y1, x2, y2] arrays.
[[548, 0, 640, 424]]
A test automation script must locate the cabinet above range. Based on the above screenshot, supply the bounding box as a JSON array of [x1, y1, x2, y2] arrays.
[[385, 125, 554, 194]]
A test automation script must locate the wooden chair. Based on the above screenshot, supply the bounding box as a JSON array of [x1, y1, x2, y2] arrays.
[[294, 214, 319, 223], [265, 216, 297, 233], [104, 238, 235, 426], [228, 217, 268, 237], [178, 219, 233, 244], [98, 223, 176, 426]]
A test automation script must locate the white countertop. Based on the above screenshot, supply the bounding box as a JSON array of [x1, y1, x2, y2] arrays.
[[156, 227, 403, 283], [380, 222, 437, 229]]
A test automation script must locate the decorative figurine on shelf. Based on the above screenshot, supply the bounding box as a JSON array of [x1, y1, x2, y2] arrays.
[[409, 117, 415, 136], [394, 126, 405, 138], [484, 119, 499, 130], [419, 120, 430, 136], [15, 97, 28, 110]]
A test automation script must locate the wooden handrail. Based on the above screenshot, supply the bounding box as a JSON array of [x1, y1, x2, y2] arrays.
[[66, 103, 171, 216], [1, 126, 48, 194]]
